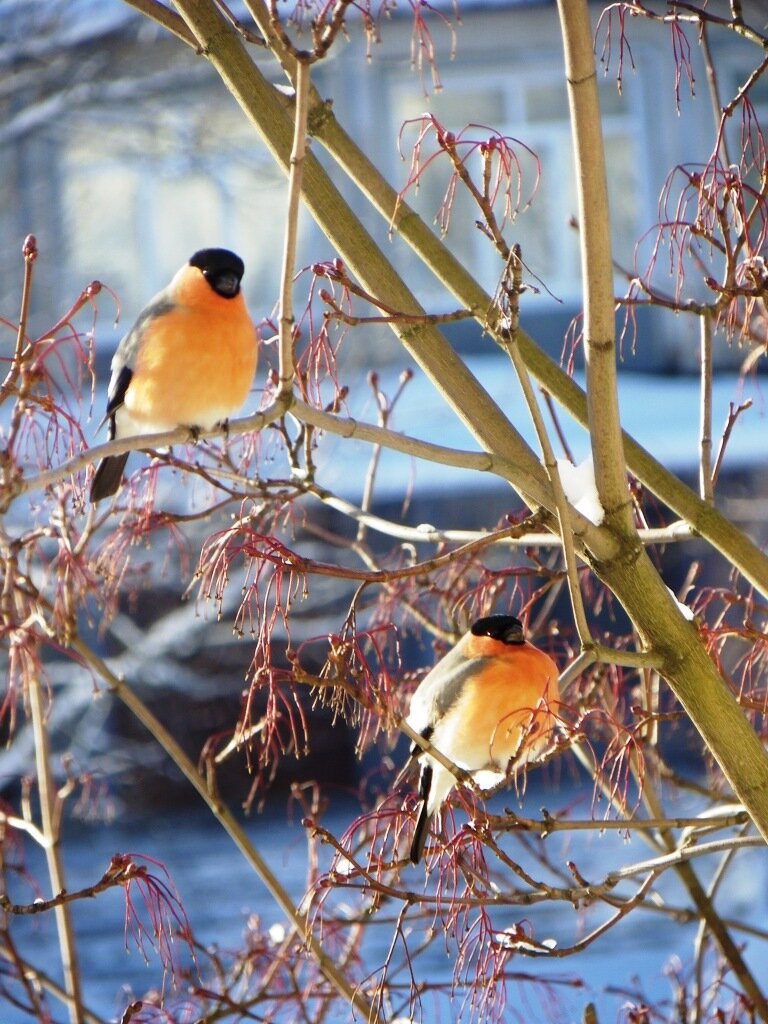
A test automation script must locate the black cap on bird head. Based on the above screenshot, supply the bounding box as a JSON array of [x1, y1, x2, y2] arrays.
[[190, 248, 245, 299], [470, 614, 525, 645]]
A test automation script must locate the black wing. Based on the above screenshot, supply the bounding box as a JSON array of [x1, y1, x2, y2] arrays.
[[104, 364, 133, 438]]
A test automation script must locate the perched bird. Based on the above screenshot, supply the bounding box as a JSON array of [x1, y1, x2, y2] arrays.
[[90, 248, 258, 502], [404, 614, 559, 864]]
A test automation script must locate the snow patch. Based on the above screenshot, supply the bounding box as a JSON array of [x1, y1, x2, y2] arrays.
[[666, 586, 695, 621], [557, 457, 605, 525]]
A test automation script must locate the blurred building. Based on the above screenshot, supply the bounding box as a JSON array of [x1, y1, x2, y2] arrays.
[[2, 0, 765, 371]]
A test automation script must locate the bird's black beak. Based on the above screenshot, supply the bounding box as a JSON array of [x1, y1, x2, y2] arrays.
[[207, 270, 240, 297]]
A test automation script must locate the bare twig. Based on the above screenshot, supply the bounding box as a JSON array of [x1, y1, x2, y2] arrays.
[[0, 941, 104, 1024], [121, 0, 200, 47], [693, 839, 738, 1020], [699, 308, 714, 503], [497, 247, 593, 648], [277, 57, 310, 395], [0, 856, 153, 915], [323, 302, 473, 328], [518, 873, 658, 958], [13, 397, 289, 502], [541, 388, 575, 464], [0, 808, 50, 848], [16, 381, 567, 525], [711, 398, 753, 489], [700, 20, 731, 166], [355, 371, 412, 545], [309, 491, 695, 548], [293, 397, 563, 515], [6, 237, 85, 1024], [0, 234, 37, 403], [492, 808, 750, 836], [28, 672, 84, 1024]]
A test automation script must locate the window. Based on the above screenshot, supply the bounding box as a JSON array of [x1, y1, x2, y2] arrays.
[[388, 57, 644, 313], [61, 87, 286, 332]]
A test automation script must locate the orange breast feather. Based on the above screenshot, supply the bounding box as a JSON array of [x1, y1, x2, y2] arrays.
[[126, 271, 257, 430], [444, 644, 558, 771]]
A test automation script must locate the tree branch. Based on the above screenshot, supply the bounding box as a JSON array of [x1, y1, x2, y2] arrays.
[[28, 671, 84, 1024], [699, 308, 714, 503], [557, 0, 633, 532], [276, 57, 310, 395]]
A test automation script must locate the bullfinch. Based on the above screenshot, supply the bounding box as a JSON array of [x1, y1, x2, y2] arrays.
[[403, 614, 559, 864], [90, 248, 258, 502]]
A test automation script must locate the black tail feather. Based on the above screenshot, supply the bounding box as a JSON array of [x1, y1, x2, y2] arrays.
[[410, 799, 432, 864], [409, 762, 433, 864], [90, 453, 129, 502]]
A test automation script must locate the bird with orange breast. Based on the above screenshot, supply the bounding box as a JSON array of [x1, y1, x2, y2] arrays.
[[90, 248, 258, 502], [403, 614, 560, 864]]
